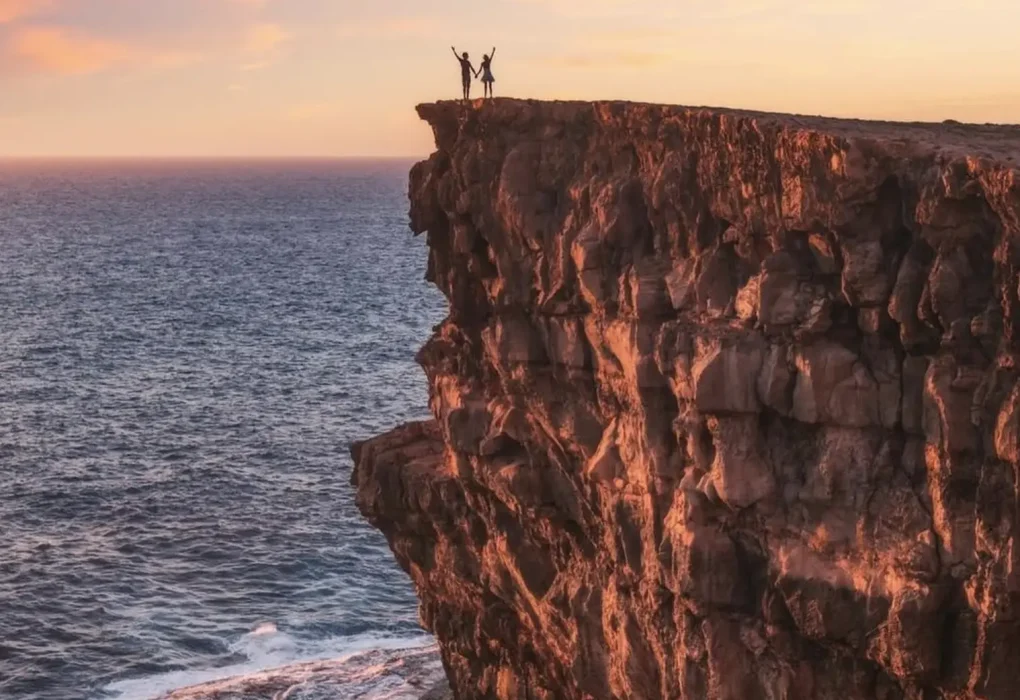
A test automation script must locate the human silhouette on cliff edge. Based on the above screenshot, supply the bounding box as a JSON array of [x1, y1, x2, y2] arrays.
[[451, 47, 475, 101], [476, 47, 496, 99]]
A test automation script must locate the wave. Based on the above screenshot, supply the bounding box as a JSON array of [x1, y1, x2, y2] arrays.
[[101, 626, 445, 700]]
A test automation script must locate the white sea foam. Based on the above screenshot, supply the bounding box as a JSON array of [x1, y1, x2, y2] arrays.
[[102, 627, 442, 700]]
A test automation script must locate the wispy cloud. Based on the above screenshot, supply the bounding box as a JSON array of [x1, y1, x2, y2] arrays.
[[2, 24, 207, 76], [10, 26, 130, 74], [0, 0, 51, 24]]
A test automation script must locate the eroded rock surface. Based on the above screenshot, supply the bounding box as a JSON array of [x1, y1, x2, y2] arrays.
[[352, 99, 1020, 700]]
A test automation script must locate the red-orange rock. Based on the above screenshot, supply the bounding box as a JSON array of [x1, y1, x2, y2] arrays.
[[353, 99, 1020, 699]]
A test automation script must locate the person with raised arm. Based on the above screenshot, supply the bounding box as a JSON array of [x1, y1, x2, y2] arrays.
[[451, 46, 475, 101], [477, 47, 496, 100]]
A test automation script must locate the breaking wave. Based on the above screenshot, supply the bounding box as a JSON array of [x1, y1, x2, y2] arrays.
[[103, 626, 445, 700]]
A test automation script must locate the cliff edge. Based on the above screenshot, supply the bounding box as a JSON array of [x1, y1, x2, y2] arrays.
[[352, 98, 1020, 699]]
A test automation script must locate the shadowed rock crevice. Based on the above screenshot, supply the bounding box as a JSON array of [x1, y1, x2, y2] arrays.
[[353, 99, 1020, 699]]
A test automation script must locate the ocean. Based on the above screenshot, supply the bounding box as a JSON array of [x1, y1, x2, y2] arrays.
[[0, 160, 448, 699]]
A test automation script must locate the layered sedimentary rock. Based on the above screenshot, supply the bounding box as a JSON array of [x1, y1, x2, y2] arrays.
[[352, 99, 1020, 699]]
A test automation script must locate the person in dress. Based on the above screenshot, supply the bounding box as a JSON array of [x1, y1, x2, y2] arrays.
[[451, 46, 475, 101], [477, 47, 496, 99]]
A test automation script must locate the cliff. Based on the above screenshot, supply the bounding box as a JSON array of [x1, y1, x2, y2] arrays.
[[352, 98, 1020, 700]]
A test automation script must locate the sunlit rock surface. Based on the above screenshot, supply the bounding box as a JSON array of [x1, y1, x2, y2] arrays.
[[353, 99, 1020, 700]]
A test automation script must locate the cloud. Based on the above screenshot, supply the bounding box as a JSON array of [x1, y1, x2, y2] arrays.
[[2, 24, 207, 76], [10, 26, 130, 74], [243, 22, 291, 53], [0, 0, 50, 24]]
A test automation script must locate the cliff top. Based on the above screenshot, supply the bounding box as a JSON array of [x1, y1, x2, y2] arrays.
[[418, 98, 1020, 165]]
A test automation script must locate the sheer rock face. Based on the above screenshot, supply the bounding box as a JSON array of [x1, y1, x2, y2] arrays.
[[352, 99, 1020, 700]]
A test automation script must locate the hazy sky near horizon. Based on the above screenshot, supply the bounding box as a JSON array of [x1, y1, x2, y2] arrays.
[[1, 0, 1019, 156]]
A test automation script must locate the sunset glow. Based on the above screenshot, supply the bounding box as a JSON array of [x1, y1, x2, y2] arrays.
[[1, 0, 1019, 156]]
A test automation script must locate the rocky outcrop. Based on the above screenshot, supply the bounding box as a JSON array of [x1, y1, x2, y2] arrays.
[[352, 99, 1020, 700]]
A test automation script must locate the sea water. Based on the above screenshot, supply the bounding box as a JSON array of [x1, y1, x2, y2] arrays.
[[0, 160, 447, 699]]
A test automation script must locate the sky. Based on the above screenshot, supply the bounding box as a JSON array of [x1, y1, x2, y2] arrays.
[[0, 0, 1019, 157]]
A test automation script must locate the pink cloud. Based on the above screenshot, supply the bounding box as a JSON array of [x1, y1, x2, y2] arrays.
[[10, 25, 130, 74], [0, 0, 51, 23]]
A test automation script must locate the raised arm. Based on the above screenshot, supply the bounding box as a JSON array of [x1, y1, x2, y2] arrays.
[[490, 47, 496, 60], [451, 46, 460, 60]]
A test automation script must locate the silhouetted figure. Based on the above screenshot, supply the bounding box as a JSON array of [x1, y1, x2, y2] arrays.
[[477, 48, 496, 99], [451, 46, 475, 101]]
